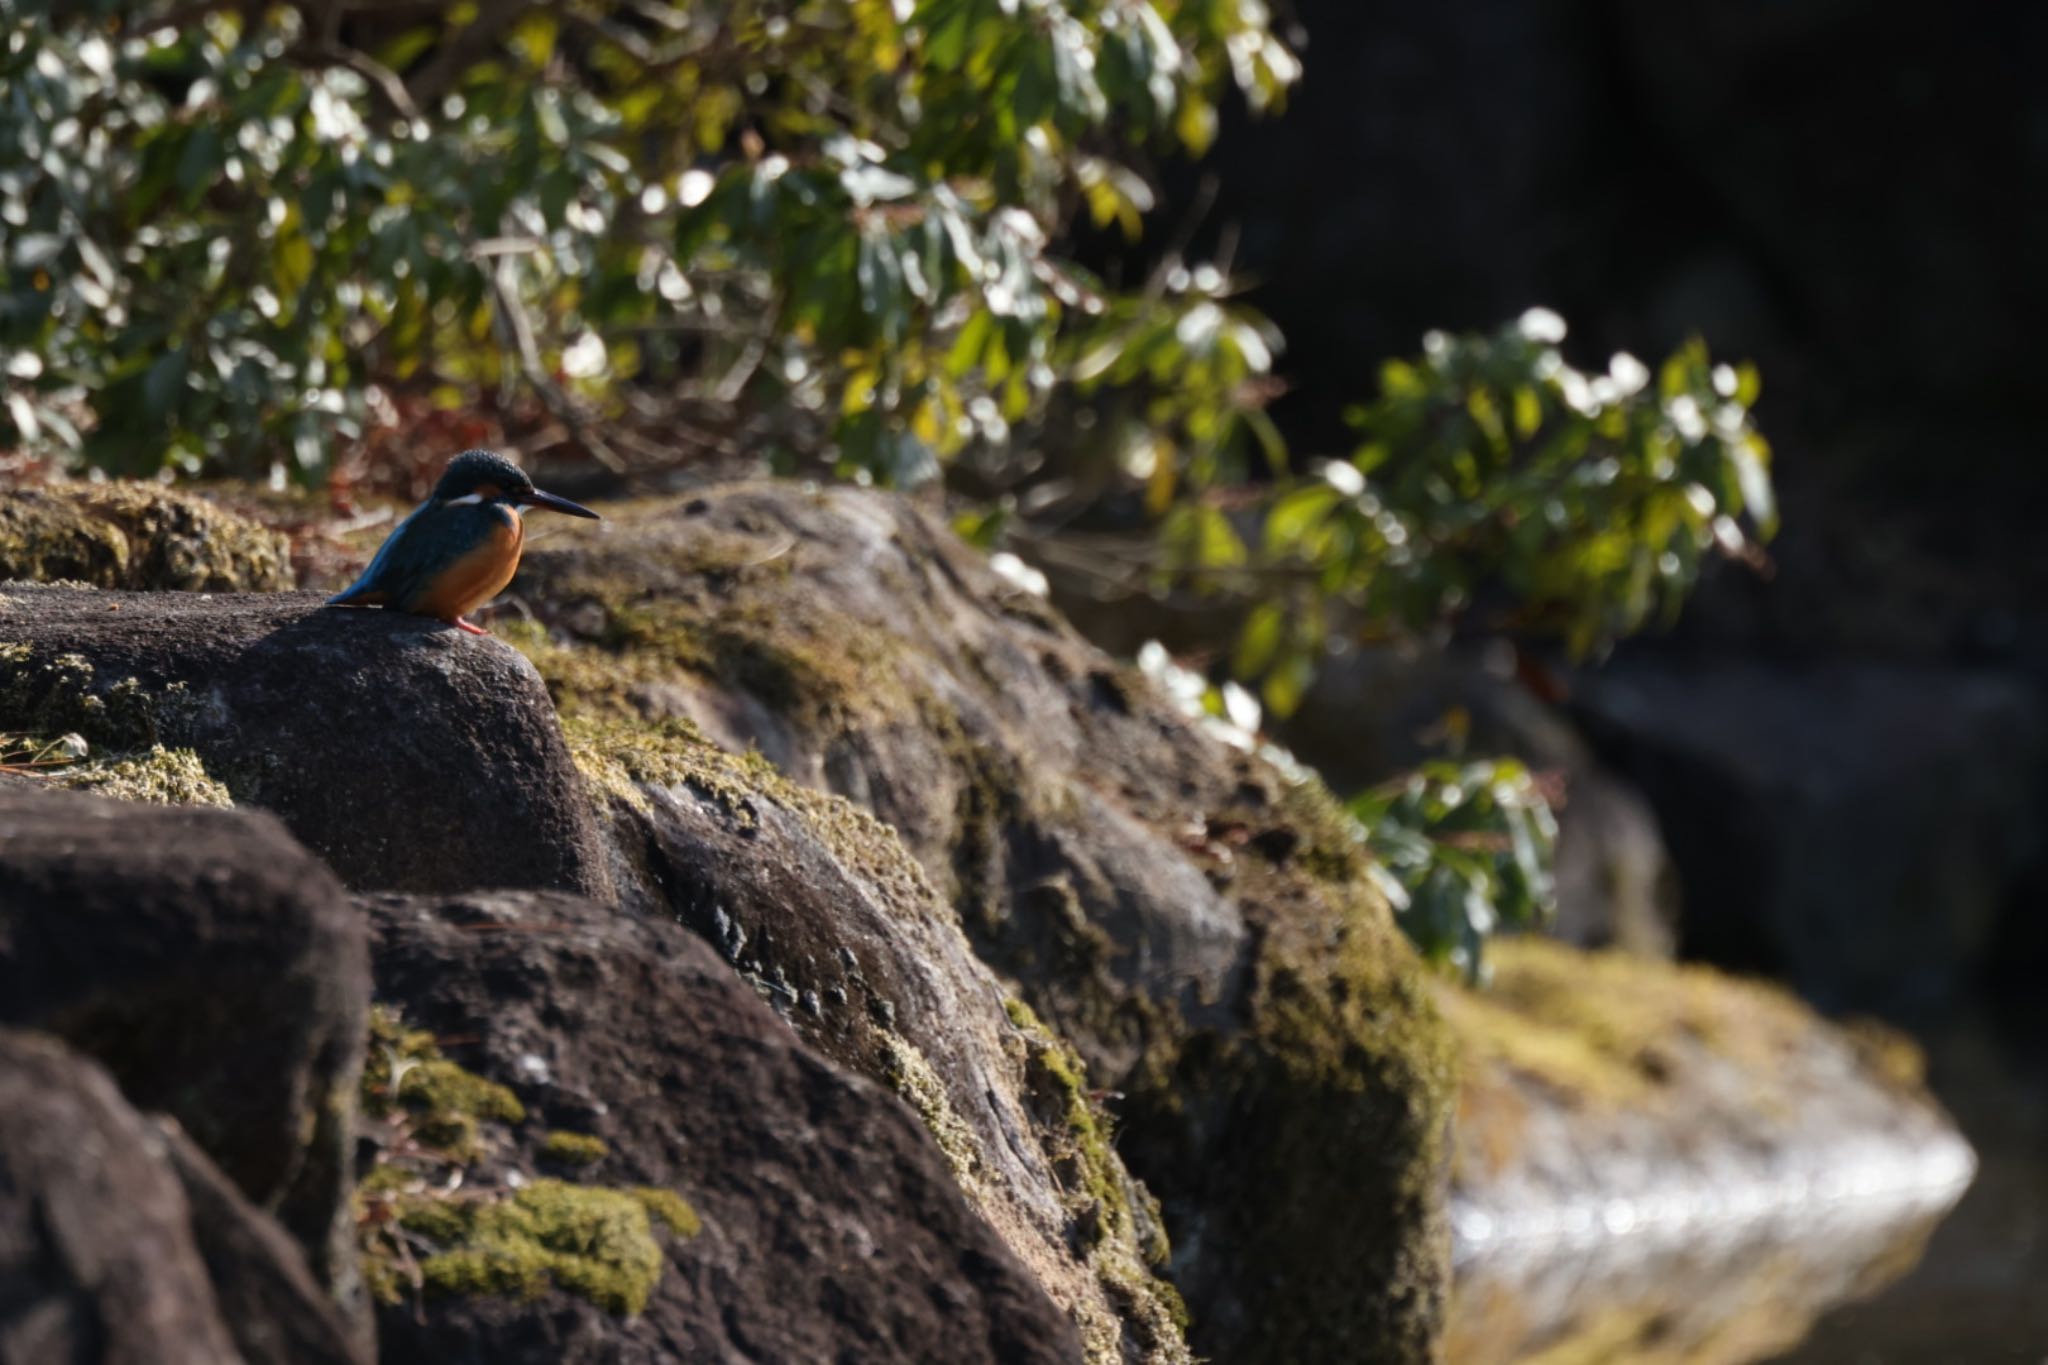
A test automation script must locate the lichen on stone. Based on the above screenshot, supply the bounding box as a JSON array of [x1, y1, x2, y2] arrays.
[[0, 644, 227, 806], [46, 744, 232, 806], [0, 639, 205, 747], [879, 1031, 984, 1190]]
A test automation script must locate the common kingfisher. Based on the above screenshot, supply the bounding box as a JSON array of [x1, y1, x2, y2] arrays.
[[327, 449, 599, 635]]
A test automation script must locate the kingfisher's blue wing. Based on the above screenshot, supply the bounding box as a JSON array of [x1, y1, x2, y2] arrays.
[[328, 501, 474, 610]]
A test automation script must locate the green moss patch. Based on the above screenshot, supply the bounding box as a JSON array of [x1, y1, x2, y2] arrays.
[[1003, 998, 1189, 1355], [396, 1179, 668, 1314], [357, 1006, 703, 1316], [44, 743, 232, 806], [541, 1131, 610, 1167], [1435, 936, 1832, 1110]]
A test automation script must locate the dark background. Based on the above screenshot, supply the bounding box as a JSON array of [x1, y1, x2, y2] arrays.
[[1148, 0, 2048, 1023], [1152, 1, 2048, 1353]]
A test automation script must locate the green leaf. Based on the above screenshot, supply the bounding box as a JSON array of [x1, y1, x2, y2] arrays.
[[1233, 601, 1285, 678], [1263, 484, 1338, 552]]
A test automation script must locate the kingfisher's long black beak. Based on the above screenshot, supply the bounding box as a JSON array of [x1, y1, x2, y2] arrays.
[[520, 488, 601, 519]]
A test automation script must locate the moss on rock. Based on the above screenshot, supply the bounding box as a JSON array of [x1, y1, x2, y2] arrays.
[[356, 1006, 701, 1317], [503, 488, 1458, 1361], [541, 1131, 611, 1167], [1434, 936, 1833, 1111], [0, 483, 291, 591], [397, 1179, 666, 1315], [1, 644, 227, 806]]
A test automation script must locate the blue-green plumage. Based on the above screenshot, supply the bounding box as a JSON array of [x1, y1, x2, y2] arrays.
[[327, 449, 599, 633]]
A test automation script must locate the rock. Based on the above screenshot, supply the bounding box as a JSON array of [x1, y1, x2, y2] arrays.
[[359, 890, 1086, 1365], [0, 586, 609, 896], [1572, 660, 2047, 1013], [1440, 937, 1975, 1364], [509, 485, 1457, 1362], [153, 1119, 369, 1365], [0, 483, 292, 591], [0, 1028, 246, 1365], [561, 721, 1189, 1360], [0, 1029, 365, 1365], [0, 786, 368, 1331]]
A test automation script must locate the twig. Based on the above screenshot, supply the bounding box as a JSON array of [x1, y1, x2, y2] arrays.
[[486, 256, 628, 473]]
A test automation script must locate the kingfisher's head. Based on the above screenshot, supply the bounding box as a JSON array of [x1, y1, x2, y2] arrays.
[[432, 449, 600, 519]]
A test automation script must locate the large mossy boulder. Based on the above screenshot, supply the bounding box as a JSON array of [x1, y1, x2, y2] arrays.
[[0, 578, 1185, 1357], [560, 719, 1191, 1360], [360, 890, 1087, 1365], [0, 1028, 367, 1365], [1441, 937, 1976, 1364], [0, 587, 609, 897], [0, 483, 292, 591], [507, 485, 1458, 1362], [0, 786, 369, 1337]]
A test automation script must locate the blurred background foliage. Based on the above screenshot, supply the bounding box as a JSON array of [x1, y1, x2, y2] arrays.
[[0, 0, 1773, 975]]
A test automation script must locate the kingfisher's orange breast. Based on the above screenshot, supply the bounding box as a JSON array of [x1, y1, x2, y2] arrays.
[[410, 511, 524, 622]]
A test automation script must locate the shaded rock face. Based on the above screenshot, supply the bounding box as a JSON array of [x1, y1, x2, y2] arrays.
[[1573, 661, 2047, 1015], [0, 483, 292, 592], [0, 787, 367, 1328], [0, 587, 608, 897], [511, 486, 1457, 1362], [0, 1029, 366, 1365], [361, 890, 1085, 1365]]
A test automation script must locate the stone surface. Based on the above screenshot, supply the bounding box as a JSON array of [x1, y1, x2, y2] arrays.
[[0, 1028, 245, 1365], [0, 1029, 365, 1365], [0, 786, 367, 1328], [154, 1120, 368, 1365], [361, 890, 1086, 1365], [0, 586, 609, 897], [509, 485, 1457, 1363], [553, 725, 1190, 1360]]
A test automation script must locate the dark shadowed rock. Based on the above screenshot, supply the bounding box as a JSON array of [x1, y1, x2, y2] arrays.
[[1573, 660, 2046, 1013], [0, 586, 608, 896], [508, 485, 1457, 1363], [0, 1029, 246, 1365], [0, 1031, 366, 1365], [0, 787, 367, 1331], [153, 1119, 368, 1365], [360, 890, 1086, 1365]]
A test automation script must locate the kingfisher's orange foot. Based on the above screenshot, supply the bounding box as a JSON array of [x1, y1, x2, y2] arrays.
[[454, 618, 490, 636]]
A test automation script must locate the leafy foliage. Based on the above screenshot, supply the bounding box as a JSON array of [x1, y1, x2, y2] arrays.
[[0, 0, 1293, 482], [1, 2, 1773, 976], [1349, 760, 1558, 983], [1206, 311, 1776, 717]]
